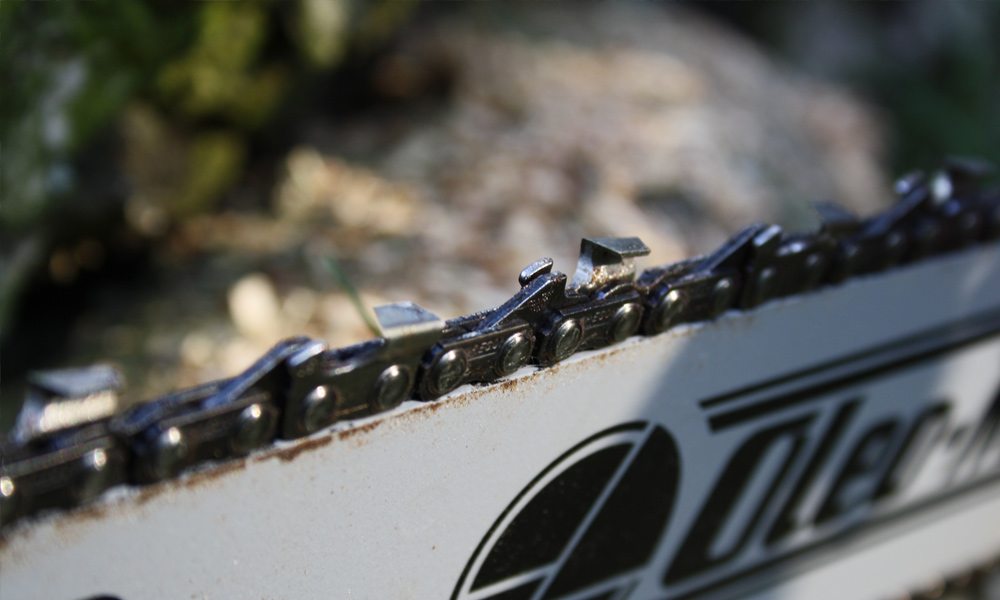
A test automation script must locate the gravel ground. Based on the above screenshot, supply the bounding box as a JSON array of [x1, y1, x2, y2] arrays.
[[6, 3, 892, 410]]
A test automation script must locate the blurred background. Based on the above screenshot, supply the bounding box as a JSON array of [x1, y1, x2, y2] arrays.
[[2, 0, 998, 425]]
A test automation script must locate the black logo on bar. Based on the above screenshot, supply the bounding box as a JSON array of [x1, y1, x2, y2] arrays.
[[453, 423, 680, 600], [455, 310, 1000, 599]]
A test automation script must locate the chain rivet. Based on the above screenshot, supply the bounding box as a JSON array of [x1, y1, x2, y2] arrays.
[[841, 242, 862, 274], [374, 365, 411, 411], [233, 403, 277, 453], [712, 278, 735, 315], [0, 476, 14, 498], [804, 253, 826, 288], [611, 303, 642, 343], [302, 386, 337, 434], [650, 289, 684, 334], [884, 232, 906, 266], [551, 319, 583, 362], [0, 476, 15, 522], [497, 332, 532, 376], [754, 267, 777, 304], [76, 448, 112, 503], [429, 350, 467, 396], [151, 426, 187, 481], [959, 212, 980, 241]]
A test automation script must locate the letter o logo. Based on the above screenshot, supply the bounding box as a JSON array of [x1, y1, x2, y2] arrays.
[[453, 422, 681, 599]]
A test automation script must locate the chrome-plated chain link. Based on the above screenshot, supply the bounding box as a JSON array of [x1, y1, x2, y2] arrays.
[[1, 161, 998, 530]]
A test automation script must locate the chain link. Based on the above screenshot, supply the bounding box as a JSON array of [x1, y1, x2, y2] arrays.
[[892, 554, 1000, 600], [1, 161, 998, 529]]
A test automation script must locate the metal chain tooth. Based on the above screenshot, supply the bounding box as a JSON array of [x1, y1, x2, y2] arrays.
[[1, 163, 998, 528]]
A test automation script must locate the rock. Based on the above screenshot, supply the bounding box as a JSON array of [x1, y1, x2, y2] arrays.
[[276, 148, 421, 239], [265, 1, 891, 314], [10, 3, 895, 403], [228, 273, 282, 341]]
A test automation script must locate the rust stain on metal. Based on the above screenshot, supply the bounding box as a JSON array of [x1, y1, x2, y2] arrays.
[[45, 501, 119, 552], [0, 335, 653, 551], [336, 419, 382, 441], [266, 433, 335, 463], [252, 354, 604, 460], [133, 458, 250, 508], [411, 370, 534, 416], [1, 456, 255, 550], [401, 345, 630, 425]]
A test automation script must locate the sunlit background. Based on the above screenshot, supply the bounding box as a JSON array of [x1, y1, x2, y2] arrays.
[[2, 0, 998, 424]]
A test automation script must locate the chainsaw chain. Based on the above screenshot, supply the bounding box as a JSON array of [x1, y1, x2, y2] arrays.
[[1, 161, 998, 530], [893, 554, 1000, 600]]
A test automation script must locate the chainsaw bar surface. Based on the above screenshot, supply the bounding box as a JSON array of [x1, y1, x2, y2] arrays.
[[1, 162, 999, 599]]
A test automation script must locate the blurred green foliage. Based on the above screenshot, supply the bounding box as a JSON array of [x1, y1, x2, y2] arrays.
[[0, 0, 413, 231], [1, 0, 190, 228], [1, 0, 995, 340], [0, 0, 414, 334], [699, 1, 1000, 172], [157, 2, 285, 128], [864, 23, 1000, 171]]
